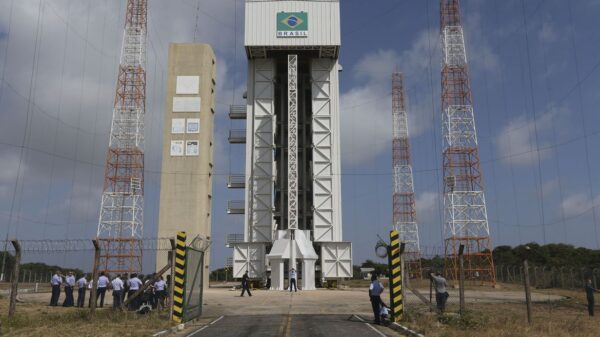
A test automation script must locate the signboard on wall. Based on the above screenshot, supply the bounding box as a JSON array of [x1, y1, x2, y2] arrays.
[[170, 140, 184, 156], [186, 118, 200, 133], [176, 76, 200, 94], [277, 12, 308, 38], [171, 118, 185, 134], [173, 97, 201, 112], [186, 140, 199, 156]]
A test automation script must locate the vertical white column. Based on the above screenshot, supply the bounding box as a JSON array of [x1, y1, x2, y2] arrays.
[[270, 258, 284, 291], [302, 259, 316, 290]]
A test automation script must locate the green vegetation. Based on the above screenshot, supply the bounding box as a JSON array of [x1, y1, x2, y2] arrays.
[[352, 243, 600, 279], [492, 243, 600, 268]]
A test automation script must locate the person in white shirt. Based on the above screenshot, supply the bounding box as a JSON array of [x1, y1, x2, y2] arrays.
[[127, 273, 143, 310], [76, 274, 87, 308], [49, 271, 62, 306], [369, 273, 384, 324], [96, 271, 110, 308], [111, 274, 124, 309], [87, 279, 94, 308], [153, 276, 167, 310], [430, 272, 449, 313], [62, 271, 76, 307], [289, 268, 298, 292]]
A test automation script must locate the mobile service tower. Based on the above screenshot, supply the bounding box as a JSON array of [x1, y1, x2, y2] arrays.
[[232, 0, 352, 290]]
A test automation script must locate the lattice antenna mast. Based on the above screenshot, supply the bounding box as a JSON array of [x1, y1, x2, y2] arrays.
[[96, 0, 147, 274], [392, 72, 422, 278], [440, 0, 495, 283]]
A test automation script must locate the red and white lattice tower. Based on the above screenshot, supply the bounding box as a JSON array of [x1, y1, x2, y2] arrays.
[[392, 72, 422, 279], [440, 0, 495, 283], [96, 0, 147, 274]]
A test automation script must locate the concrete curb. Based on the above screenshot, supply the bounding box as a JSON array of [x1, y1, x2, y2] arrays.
[[390, 322, 425, 337]]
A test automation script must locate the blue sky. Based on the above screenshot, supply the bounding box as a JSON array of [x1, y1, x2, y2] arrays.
[[1, 0, 600, 271]]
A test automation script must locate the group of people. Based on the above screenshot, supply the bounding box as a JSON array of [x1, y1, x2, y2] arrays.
[[49, 270, 170, 311], [239, 268, 299, 296]]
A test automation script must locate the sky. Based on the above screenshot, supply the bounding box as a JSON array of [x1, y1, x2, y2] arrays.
[[1, 0, 600, 271]]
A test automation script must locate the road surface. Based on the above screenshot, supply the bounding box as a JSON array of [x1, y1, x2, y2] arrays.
[[185, 314, 398, 337]]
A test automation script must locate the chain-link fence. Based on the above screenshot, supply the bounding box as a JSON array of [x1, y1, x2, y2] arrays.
[[0, 237, 208, 321], [183, 247, 204, 321], [496, 265, 600, 290]]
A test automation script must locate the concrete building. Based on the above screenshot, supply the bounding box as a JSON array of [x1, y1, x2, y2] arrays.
[[157, 43, 216, 289], [229, 0, 352, 290]]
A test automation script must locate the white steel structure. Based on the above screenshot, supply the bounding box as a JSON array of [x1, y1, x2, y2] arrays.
[[391, 72, 421, 278], [97, 0, 147, 273], [441, 0, 495, 282], [232, 0, 351, 290]]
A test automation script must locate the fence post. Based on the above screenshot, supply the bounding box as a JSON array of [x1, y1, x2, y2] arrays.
[[458, 244, 466, 316], [90, 240, 100, 314], [9, 240, 21, 318], [522, 246, 532, 324]]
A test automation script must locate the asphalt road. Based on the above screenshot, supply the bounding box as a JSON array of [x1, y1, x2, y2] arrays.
[[185, 314, 398, 337]]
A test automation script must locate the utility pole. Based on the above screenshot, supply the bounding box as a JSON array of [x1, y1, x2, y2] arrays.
[[96, 0, 147, 274], [440, 0, 496, 284], [522, 246, 532, 324], [391, 72, 422, 279]]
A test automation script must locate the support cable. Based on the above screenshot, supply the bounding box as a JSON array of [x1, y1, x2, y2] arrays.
[[520, 0, 547, 244], [567, 0, 599, 247]]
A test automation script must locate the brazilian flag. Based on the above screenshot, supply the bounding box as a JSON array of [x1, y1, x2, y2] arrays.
[[277, 12, 308, 32]]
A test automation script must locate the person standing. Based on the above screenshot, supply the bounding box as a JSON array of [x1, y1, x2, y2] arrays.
[[154, 276, 167, 309], [96, 272, 110, 308], [87, 279, 94, 307], [430, 272, 449, 313], [111, 274, 124, 309], [240, 271, 252, 297], [586, 278, 598, 317], [369, 273, 384, 325], [289, 268, 298, 292], [127, 273, 143, 310], [49, 271, 62, 306], [62, 271, 75, 307], [76, 274, 87, 308]]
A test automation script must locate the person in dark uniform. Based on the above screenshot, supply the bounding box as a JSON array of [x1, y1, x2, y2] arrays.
[[76, 274, 87, 308], [369, 273, 384, 324], [586, 278, 598, 316], [240, 271, 252, 297], [62, 271, 75, 307]]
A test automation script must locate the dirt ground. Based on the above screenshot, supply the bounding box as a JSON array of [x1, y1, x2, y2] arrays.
[[0, 283, 597, 336]]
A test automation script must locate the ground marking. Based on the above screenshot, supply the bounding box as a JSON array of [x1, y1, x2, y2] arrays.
[[353, 314, 388, 337], [185, 315, 225, 337]]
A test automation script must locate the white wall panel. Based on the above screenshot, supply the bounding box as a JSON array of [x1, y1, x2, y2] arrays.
[[245, 1, 340, 47]]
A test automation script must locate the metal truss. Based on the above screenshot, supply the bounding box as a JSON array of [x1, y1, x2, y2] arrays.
[[247, 59, 275, 242], [287, 55, 298, 230], [441, 0, 495, 283], [392, 73, 422, 278], [97, 0, 147, 274], [311, 59, 338, 242]]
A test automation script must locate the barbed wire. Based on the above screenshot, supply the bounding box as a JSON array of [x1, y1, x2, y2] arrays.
[[0, 237, 189, 253]]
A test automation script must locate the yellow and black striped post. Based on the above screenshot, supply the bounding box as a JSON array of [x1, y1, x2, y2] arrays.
[[172, 231, 186, 323], [389, 230, 403, 322]]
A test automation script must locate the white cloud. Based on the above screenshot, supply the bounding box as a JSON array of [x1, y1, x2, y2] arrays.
[[561, 193, 600, 218], [340, 30, 438, 165], [415, 191, 440, 226], [495, 105, 567, 166]]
